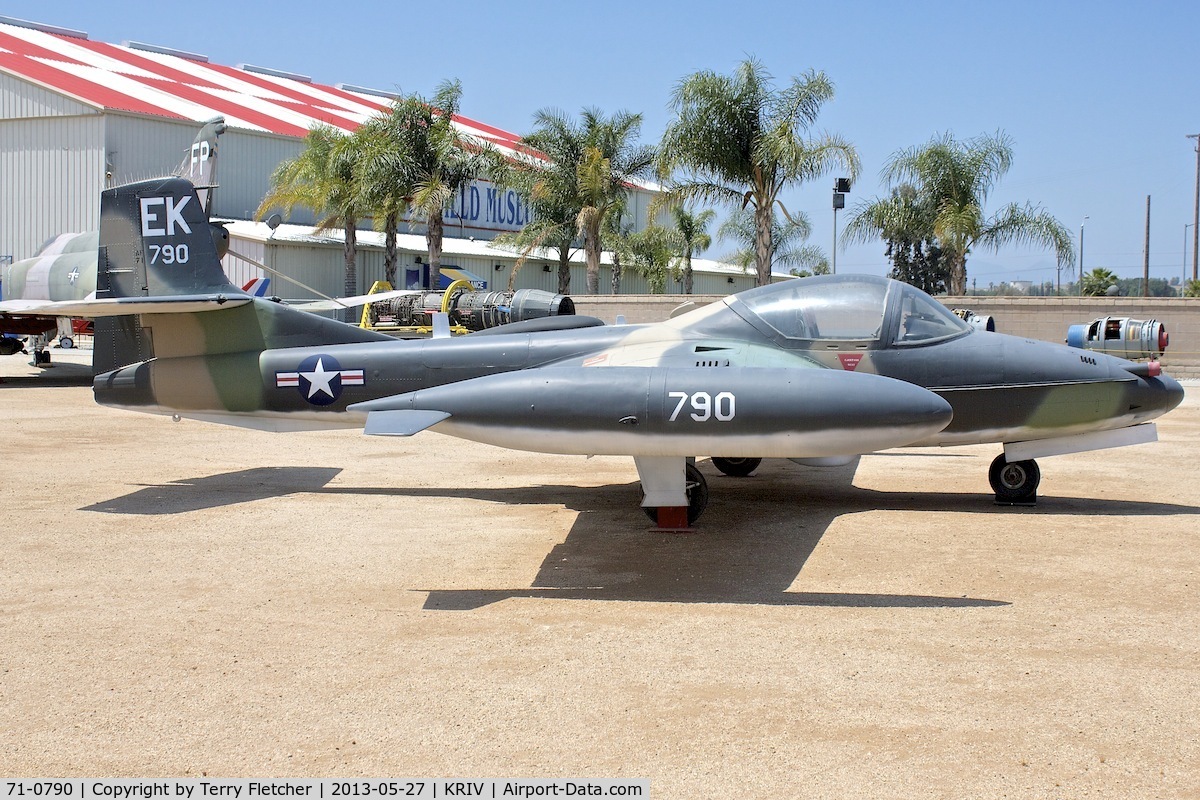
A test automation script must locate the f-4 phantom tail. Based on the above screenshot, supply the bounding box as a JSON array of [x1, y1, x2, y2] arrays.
[[83, 176, 1182, 527]]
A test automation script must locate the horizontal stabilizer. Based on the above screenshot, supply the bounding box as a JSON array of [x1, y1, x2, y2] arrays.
[[363, 409, 452, 436], [0, 294, 252, 318]]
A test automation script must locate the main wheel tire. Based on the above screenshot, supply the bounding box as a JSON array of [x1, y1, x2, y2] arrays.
[[642, 462, 710, 525], [59, 336, 74, 349], [989, 454, 1040, 503], [710, 456, 762, 477]]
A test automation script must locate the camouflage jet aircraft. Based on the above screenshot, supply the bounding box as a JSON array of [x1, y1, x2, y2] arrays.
[[63, 175, 1184, 528]]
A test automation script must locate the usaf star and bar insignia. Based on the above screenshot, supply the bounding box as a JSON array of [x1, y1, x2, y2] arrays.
[[276, 354, 364, 406]]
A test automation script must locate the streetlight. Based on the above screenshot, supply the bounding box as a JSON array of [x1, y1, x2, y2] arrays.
[[1076, 215, 1089, 295], [1186, 223, 1194, 288], [1189, 133, 1199, 280], [832, 178, 850, 275]]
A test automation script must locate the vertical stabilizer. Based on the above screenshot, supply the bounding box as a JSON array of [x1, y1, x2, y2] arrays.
[[97, 176, 238, 301], [94, 176, 241, 373], [177, 116, 225, 216]]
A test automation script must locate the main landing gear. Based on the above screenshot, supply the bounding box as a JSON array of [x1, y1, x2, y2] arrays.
[[710, 457, 762, 477], [989, 454, 1040, 505], [635, 456, 759, 529], [641, 462, 710, 528]]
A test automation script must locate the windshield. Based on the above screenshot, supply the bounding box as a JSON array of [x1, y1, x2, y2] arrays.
[[737, 277, 889, 341], [727, 275, 972, 348], [893, 283, 972, 344]]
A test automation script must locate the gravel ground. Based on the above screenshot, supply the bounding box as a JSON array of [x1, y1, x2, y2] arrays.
[[2, 350, 1198, 798]]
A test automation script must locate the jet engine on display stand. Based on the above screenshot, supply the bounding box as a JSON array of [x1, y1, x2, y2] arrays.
[[1067, 317, 1169, 360], [360, 280, 577, 336]]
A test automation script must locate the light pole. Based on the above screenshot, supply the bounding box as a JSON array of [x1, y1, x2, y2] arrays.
[[832, 178, 849, 275], [1186, 223, 1194, 288], [1076, 215, 1089, 295], [1189, 134, 1199, 281]]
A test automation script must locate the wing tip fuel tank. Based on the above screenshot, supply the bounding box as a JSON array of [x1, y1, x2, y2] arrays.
[[351, 367, 953, 457]]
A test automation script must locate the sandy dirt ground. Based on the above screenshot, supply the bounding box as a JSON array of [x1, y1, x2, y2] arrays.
[[1, 350, 1198, 798]]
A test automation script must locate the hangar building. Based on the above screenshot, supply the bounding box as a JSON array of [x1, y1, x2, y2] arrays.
[[0, 15, 777, 298]]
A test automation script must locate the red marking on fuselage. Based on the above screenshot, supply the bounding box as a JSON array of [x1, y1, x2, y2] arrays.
[[838, 353, 864, 371]]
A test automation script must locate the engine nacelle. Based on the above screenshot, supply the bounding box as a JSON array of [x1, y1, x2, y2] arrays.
[[370, 288, 574, 332], [950, 308, 996, 332], [1066, 317, 1169, 359]]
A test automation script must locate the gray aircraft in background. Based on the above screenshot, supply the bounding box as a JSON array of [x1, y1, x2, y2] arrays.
[[13, 175, 1184, 528]]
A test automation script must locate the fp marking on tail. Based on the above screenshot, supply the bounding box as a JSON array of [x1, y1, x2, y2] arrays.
[[276, 355, 365, 405]]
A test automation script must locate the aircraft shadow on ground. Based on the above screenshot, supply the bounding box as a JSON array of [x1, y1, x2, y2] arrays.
[[82, 460, 1199, 610], [81, 466, 344, 514], [408, 459, 1198, 610], [0, 365, 93, 388]]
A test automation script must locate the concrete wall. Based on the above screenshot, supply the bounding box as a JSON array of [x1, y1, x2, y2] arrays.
[[573, 294, 1200, 380]]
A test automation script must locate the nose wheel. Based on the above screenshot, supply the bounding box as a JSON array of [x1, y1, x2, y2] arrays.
[[710, 456, 762, 477], [989, 454, 1040, 505]]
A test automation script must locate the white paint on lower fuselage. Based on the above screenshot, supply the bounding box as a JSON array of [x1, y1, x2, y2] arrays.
[[424, 420, 945, 458]]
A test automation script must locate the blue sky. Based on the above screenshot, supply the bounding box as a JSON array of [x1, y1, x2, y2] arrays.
[[6, 0, 1200, 287]]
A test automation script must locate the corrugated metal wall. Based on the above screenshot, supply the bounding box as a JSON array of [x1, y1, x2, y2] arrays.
[[0, 71, 93, 119], [227, 231, 762, 300], [104, 113, 208, 186], [104, 114, 308, 224], [0, 113, 104, 261], [214, 132, 305, 222]]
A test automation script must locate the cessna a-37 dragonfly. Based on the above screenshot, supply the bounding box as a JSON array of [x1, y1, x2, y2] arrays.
[[13, 175, 1185, 527]]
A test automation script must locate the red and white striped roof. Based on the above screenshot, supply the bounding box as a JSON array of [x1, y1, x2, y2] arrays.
[[0, 17, 524, 152]]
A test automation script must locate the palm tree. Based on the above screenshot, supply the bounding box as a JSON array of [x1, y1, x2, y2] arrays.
[[574, 109, 656, 293], [657, 58, 859, 286], [601, 210, 633, 295], [354, 112, 414, 287], [257, 124, 364, 303], [669, 205, 715, 294], [390, 79, 504, 290], [626, 224, 679, 293], [844, 184, 947, 293], [492, 108, 588, 293], [844, 131, 1073, 295], [718, 207, 828, 276], [1081, 267, 1119, 296], [497, 108, 654, 295]]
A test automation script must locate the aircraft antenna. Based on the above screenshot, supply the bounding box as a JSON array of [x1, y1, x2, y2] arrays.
[[226, 247, 353, 308]]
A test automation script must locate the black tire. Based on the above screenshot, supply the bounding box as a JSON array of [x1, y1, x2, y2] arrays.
[[642, 462, 710, 525], [59, 336, 74, 350], [989, 454, 1040, 503], [34, 350, 51, 365], [710, 456, 762, 477]]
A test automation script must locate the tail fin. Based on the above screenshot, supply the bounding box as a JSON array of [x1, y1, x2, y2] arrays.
[[98, 176, 237, 301], [93, 176, 389, 374], [177, 116, 225, 217]]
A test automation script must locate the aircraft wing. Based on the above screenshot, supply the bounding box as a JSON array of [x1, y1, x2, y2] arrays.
[[0, 295, 252, 317]]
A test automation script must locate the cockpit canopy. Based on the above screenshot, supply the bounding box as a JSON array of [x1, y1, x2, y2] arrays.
[[727, 274, 972, 348]]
